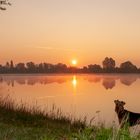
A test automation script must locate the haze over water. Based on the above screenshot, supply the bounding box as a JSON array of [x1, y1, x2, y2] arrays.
[[0, 74, 140, 125]]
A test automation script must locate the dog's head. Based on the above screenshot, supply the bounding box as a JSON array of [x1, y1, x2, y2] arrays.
[[114, 100, 125, 113]]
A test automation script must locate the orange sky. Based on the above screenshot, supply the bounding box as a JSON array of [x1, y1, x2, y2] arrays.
[[0, 0, 140, 67]]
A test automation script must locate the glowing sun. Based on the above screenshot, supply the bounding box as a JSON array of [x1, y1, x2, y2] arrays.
[[71, 59, 77, 66]]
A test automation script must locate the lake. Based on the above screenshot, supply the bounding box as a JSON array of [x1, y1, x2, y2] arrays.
[[0, 74, 140, 125]]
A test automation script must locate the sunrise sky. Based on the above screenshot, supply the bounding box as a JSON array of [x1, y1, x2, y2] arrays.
[[0, 0, 140, 67]]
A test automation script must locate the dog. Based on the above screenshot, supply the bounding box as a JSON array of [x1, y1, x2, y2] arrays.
[[114, 100, 140, 127]]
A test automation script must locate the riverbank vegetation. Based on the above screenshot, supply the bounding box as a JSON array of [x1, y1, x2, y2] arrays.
[[0, 96, 140, 139]]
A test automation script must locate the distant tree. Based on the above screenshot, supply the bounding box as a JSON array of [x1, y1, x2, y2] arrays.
[[43, 63, 50, 72], [16, 63, 26, 73], [5, 62, 10, 69], [26, 62, 36, 73], [88, 64, 102, 73], [120, 61, 137, 73], [0, 64, 2, 73], [43, 63, 55, 73], [68, 66, 78, 73], [38, 63, 44, 72], [10, 60, 14, 68], [3, 62, 10, 73], [55, 63, 67, 73], [0, 59, 140, 74], [82, 66, 88, 73], [0, 0, 11, 10], [102, 57, 115, 72]]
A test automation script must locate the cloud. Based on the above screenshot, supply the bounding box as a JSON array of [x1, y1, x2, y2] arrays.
[[36, 46, 80, 52]]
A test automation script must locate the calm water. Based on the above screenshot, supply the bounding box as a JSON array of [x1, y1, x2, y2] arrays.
[[0, 74, 140, 125]]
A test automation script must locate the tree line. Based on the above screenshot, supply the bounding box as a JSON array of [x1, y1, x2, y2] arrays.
[[0, 57, 140, 73]]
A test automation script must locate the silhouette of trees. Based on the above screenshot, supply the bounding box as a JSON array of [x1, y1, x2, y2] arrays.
[[9, 60, 14, 72], [120, 61, 138, 73], [5, 62, 10, 69], [26, 62, 36, 73], [0, 65, 2, 73], [54, 63, 67, 73], [10, 60, 14, 69], [16, 63, 26, 73], [0, 0, 11, 10], [102, 57, 116, 72], [68, 66, 78, 73], [0, 58, 139, 73], [37, 63, 44, 73], [82, 66, 88, 73], [44, 63, 55, 73], [88, 64, 102, 73]]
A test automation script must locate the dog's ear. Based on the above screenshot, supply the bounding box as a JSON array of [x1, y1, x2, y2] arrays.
[[114, 100, 118, 104], [121, 101, 126, 106]]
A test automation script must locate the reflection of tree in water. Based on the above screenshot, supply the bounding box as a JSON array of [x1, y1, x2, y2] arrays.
[[102, 78, 116, 90], [83, 76, 102, 83], [85, 75, 118, 90], [84, 77, 101, 83], [16, 79, 26, 85], [24, 77, 68, 86], [5, 80, 14, 87], [86, 75, 139, 89], [0, 75, 139, 88], [120, 76, 137, 86], [0, 76, 70, 86], [27, 79, 36, 85]]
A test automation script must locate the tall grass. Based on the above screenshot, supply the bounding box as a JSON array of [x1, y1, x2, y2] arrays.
[[0, 96, 140, 140], [71, 124, 140, 140], [0, 95, 86, 128]]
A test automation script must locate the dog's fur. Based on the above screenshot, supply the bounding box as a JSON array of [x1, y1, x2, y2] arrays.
[[114, 100, 140, 127]]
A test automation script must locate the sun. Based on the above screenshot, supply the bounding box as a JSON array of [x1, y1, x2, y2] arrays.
[[71, 59, 77, 66]]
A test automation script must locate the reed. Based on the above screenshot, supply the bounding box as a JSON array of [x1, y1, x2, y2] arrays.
[[0, 96, 139, 140]]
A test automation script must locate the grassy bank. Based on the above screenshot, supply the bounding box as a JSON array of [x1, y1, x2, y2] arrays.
[[0, 96, 140, 140]]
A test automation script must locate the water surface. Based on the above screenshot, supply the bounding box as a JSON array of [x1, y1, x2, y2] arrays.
[[0, 74, 140, 125]]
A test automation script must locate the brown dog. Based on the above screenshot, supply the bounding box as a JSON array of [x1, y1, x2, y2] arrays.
[[114, 100, 140, 127]]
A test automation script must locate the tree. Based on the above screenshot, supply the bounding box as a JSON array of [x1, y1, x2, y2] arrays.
[[10, 60, 14, 69], [38, 63, 44, 72], [120, 61, 137, 73], [5, 61, 10, 69], [43, 63, 55, 73], [88, 64, 102, 73], [82, 66, 88, 73], [0, 64, 2, 73], [0, 0, 11, 10], [26, 62, 36, 72], [102, 57, 115, 72], [55, 63, 67, 73], [43, 63, 50, 72], [16, 63, 26, 72]]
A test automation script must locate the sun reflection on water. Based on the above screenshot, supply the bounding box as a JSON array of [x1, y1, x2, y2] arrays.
[[72, 76, 77, 88]]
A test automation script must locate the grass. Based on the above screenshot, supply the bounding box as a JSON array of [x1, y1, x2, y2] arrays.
[[0, 96, 139, 140], [0, 95, 86, 139], [71, 124, 140, 140]]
